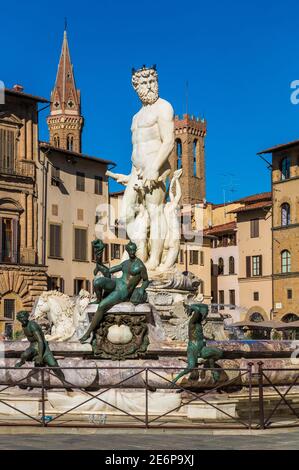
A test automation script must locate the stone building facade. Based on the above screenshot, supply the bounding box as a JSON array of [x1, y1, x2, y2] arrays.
[[0, 87, 48, 337], [230, 193, 273, 321], [259, 141, 299, 322]]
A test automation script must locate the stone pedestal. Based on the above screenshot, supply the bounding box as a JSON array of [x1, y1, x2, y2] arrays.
[[86, 302, 154, 360]]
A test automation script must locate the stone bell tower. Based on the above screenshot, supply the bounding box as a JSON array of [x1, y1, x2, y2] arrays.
[[47, 30, 84, 153], [169, 114, 207, 205]]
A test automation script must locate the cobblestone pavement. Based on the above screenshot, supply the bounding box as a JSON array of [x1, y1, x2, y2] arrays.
[[0, 429, 298, 449]]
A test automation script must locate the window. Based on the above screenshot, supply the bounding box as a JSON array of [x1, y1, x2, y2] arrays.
[[281, 250, 291, 273], [250, 219, 259, 238], [287, 289, 293, 300], [74, 228, 88, 261], [176, 139, 182, 169], [252, 255, 262, 276], [229, 256, 235, 274], [53, 134, 60, 147], [193, 139, 197, 176], [282, 313, 299, 323], [189, 250, 199, 265], [4, 299, 15, 320], [111, 243, 121, 260], [95, 176, 103, 195], [281, 203, 291, 226], [218, 257, 224, 275], [76, 172, 85, 191], [74, 278, 85, 295], [0, 128, 16, 172], [48, 277, 64, 292], [219, 290, 224, 310], [51, 166, 61, 186], [49, 224, 62, 258], [229, 290, 235, 309], [179, 249, 184, 264], [253, 292, 259, 301], [0, 217, 19, 263], [200, 251, 204, 266], [250, 312, 264, 322], [246, 256, 251, 277], [281, 157, 290, 180], [67, 134, 74, 151]]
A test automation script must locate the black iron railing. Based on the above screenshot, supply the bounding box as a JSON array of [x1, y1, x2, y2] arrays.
[[0, 363, 298, 429]]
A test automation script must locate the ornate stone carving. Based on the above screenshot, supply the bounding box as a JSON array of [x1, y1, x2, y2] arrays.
[[93, 312, 149, 360]]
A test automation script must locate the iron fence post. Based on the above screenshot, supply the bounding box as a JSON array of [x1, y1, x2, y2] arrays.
[[145, 368, 149, 428], [41, 367, 46, 427], [247, 362, 253, 430], [258, 361, 265, 429]]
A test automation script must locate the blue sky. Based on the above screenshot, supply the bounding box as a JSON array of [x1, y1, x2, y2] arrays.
[[2, 0, 299, 203]]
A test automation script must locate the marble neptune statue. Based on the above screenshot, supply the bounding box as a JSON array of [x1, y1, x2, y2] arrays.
[[107, 65, 175, 271]]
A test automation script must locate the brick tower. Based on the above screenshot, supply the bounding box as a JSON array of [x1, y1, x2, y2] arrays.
[[47, 30, 83, 153], [169, 114, 207, 204]]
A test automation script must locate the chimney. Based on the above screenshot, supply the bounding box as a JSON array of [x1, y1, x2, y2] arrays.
[[13, 84, 24, 93]]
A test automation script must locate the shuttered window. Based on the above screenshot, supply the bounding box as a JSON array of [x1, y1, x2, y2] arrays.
[[229, 290, 236, 309], [246, 256, 251, 277], [0, 128, 15, 172], [76, 172, 85, 191], [250, 219, 259, 238], [189, 250, 199, 265], [74, 228, 87, 261], [111, 243, 121, 260], [94, 176, 103, 195], [4, 299, 15, 320], [49, 224, 62, 258], [219, 290, 225, 310], [0, 217, 19, 263]]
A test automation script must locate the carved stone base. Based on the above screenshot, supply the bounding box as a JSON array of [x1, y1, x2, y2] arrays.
[[88, 303, 152, 360]]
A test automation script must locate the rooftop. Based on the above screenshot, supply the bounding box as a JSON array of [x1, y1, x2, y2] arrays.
[[228, 200, 272, 214], [212, 191, 271, 208], [5, 88, 49, 104], [39, 142, 115, 166], [204, 221, 236, 235], [258, 139, 299, 154]]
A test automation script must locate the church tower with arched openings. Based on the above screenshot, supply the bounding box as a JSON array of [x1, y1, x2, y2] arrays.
[[47, 30, 84, 153], [169, 114, 206, 205]]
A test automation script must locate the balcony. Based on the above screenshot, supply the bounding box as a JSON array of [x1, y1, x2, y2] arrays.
[[0, 160, 35, 179]]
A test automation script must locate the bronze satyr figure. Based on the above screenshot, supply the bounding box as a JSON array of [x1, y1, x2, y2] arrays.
[[15, 310, 71, 389], [172, 303, 223, 386]]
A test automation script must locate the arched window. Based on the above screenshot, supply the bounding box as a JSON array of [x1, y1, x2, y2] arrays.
[[229, 256, 235, 274], [193, 139, 197, 176], [250, 312, 264, 323], [218, 257, 224, 275], [282, 313, 299, 323], [281, 250, 291, 273], [281, 203, 291, 226], [176, 139, 182, 169], [53, 135, 60, 147], [280, 157, 290, 180], [67, 134, 74, 151]]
